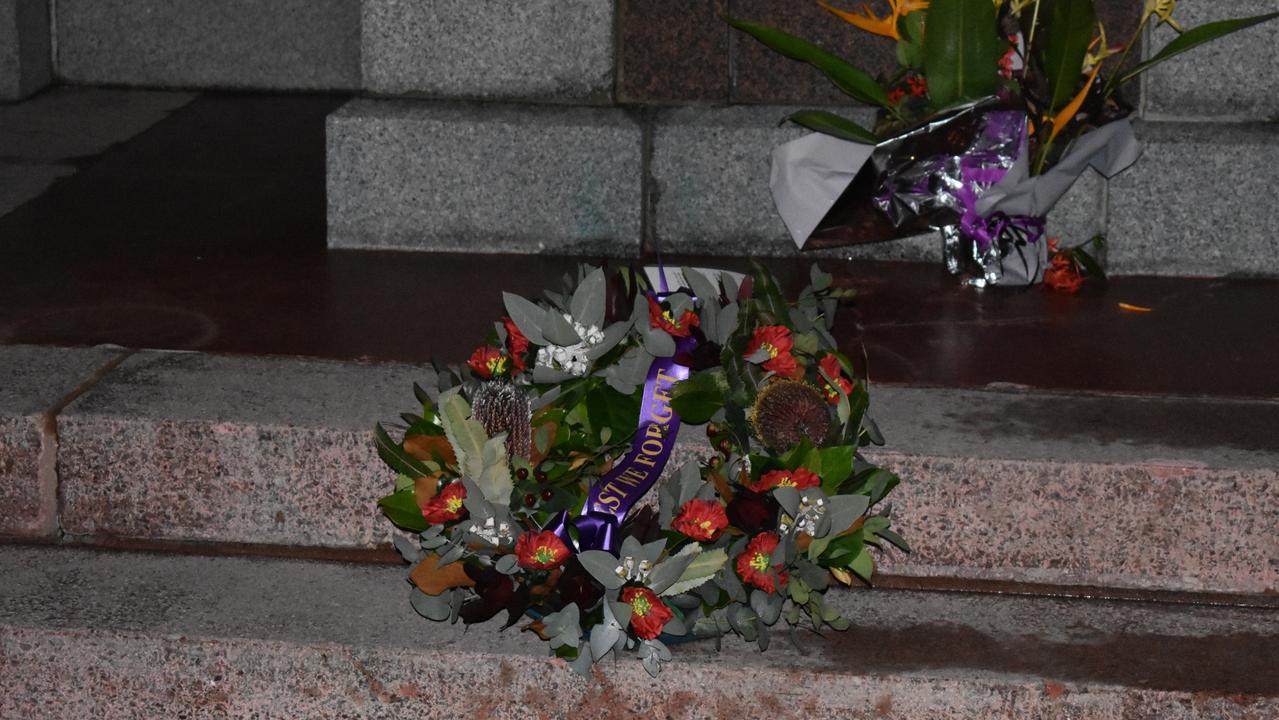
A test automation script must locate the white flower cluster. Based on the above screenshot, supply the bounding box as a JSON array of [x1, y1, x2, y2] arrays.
[[779, 496, 826, 537], [535, 314, 604, 377]]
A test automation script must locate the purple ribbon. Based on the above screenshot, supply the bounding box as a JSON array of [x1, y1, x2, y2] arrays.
[[548, 283, 695, 555]]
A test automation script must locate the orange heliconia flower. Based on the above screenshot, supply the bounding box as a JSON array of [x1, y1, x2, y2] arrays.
[[818, 0, 929, 41]]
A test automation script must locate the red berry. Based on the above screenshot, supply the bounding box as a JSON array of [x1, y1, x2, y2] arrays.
[[515, 467, 529, 481], [540, 487, 553, 502], [535, 470, 548, 483], [523, 493, 537, 508]]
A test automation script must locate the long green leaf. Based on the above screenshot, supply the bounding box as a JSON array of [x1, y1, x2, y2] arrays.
[[1040, 0, 1097, 112], [1119, 12, 1279, 85], [785, 111, 879, 144], [374, 423, 430, 479], [922, 0, 1002, 108], [725, 16, 891, 109]]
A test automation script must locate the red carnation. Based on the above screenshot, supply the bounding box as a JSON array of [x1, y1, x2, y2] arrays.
[[421, 482, 467, 525], [514, 530, 570, 570], [467, 346, 510, 379], [819, 354, 854, 405], [671, 498, 729, 542], [621, 586, 674, 640], [502, 317, 529, 374], [1044, 240, 1086, 294], [647, 296, 700, 338], [744, 325, 801, 378], [736, 532, 788, 593], [747, 468, 821, 493]]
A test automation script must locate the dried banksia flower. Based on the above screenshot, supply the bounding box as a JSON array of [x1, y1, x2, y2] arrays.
[[750, 379, 831, 451], [471, 382, 532, 461]]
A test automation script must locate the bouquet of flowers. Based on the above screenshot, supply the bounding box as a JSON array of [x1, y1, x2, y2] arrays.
[[730, 0, 1277, 286], [374, 263, 906, 676]]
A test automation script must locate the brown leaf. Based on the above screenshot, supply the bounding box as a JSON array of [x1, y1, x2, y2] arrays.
[[409, 554, 476, 595], [710, 470, 735, 503], [414, 472, 444, 507], [796, 532, 812, 551], [528, 568, 562, 598], [403, 435, 457, 466], [530, 420, 559, 465], [523, 620, 551, 641]]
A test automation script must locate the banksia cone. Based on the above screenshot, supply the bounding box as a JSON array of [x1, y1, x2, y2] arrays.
[[472, 382, 532, 461], [750, 379, 831, 451]]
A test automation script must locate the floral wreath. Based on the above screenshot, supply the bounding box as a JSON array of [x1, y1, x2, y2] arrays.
[[375, 261, 907, 676]]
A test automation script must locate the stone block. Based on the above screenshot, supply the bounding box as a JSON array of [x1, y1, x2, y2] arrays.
[[0, 0, 51, 101], [57, 351, 427, 547], [651, 105, 855, 256], [865, 385, 1279, 594], [617, 0, 730, 104], [55, 0, 361, 91], [0, 346, 123, 537], [1, 546, 1275, 717], [1107, 121, 1279, 276], [362, 0, 613, 100], [327, 99, 642, 254], [1145, 0, 1279, 120], [0, 87, 194, 162], [0, 163, 73, 217]]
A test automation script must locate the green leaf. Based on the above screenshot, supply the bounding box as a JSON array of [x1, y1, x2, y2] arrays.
[[378, 489, 428, 532], [817, 445, 856, 495], [542, 307, 582, 346], [784, 110, 879, 144], [1119, 12, 1279, 86], [476, 434, 513, 504], [896, 11, 926, 68], [921, 0, 1002, 108], [725, 16, 891, 109], [1040, 0, 1098, 112], [662, 548, 729, 596], [849, 548, 875, 583], [748, 259, 791, 326], [876, 528, 912, 553], [374, 423, 430, 479], [670, 370, 728, 425], [437, 390, 488, 480]]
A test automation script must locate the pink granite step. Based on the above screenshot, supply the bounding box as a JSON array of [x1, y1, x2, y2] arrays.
[[0, 545, 1274, 719], [2, 345, 1277, 597]]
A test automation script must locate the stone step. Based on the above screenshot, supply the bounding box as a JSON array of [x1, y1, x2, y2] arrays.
[[54, 0, 361, 91], [1, 545, 1274, 718], [326, 100, 1277, 276], [0, 0, 51, 101], [3, 345, 1275, 597]]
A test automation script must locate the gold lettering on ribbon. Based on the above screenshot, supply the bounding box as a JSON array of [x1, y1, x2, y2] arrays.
[[592, 366, 682, 513]]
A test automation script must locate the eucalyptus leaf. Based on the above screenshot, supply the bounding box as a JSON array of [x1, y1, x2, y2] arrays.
[[717, 302, 740, 346], [578, 550, 626, 589], [585, 321, 631, 360], [825, 494, 870, 537], [495, 554, 519, 574], [750, 589, 784, 625], [393, 534, 423, 563], [647, 551, 697, 595], [643, 327, 676, 357], [680, 267, 721, 304], [502, 292, 547, 345], [542, 308, 583, 346], [437, 390, 487, 480], [590, 624, 619, 661], [409, 587, 451, 621], [571, 267, 607, 330]]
